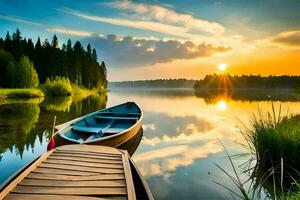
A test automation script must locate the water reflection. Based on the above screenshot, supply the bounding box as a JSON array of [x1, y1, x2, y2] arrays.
[[41, 97, 72, 112], [0, 103, 40, 156], [107, 89, 300, 199], [0, 94, 107, 183], [195, 88, 300, 104], [0, 89, 300, 199]]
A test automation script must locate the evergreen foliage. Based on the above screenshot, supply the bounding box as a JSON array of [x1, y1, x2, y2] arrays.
[[0, 50, 39, 88], [0, 29, 107, 90]]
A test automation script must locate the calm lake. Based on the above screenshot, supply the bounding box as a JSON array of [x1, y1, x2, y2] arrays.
[[0, 88, 300, 199]]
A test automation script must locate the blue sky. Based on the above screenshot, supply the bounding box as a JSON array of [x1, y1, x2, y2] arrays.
[[1, 0, 300, 80]]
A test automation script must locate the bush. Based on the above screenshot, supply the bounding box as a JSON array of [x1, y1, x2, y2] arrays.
[[41, 76, 72, 96]]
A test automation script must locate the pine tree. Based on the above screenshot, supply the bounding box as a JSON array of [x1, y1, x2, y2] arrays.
[[4, 31, 11, 51], [51, 34, 59, 48], [12, 28, 22, 41], [92, 48, 97, 60], [35, 37, 41, 49], [66, 39, 72, 52], [42, 39, 50, 48], [87, 44, 92, 57]]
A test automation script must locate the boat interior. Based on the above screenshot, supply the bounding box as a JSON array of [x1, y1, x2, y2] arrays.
[[59, 102, 141, 143]]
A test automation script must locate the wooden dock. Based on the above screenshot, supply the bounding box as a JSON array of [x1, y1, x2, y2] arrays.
[[0, 145, 153, 200]]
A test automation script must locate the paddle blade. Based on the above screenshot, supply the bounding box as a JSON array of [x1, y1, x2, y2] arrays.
[[47, 138, 56, 151]]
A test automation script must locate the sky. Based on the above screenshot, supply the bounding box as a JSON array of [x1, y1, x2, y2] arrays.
[[0, 0, 300, 81]]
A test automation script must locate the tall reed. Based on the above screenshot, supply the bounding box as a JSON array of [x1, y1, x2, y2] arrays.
[[216, 104, 300, 199]]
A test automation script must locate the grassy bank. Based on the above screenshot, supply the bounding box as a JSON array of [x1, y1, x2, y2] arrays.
[[40, 76, 106, 97], [244, 111, 300, 185], [217, 106, 300, 199], [0, 85, 105, 100], [0, 88, 44, 99], [0, 76, 106, 100]]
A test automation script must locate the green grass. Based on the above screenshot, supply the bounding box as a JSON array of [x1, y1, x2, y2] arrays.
[[216, 105, 300, 200], [242, 106, 300, 187], [0, 88, 44, 99]]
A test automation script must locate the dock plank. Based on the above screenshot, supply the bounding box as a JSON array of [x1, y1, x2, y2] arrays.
[[12, 186, 127, 195], [0, 144, 153, 200], [56, 145, 123, 155], [56, 150, 122, 158], [44, 158, 124, 169], [39, 163, 124, 174], [52, 152, 122, 161], [33, 168, 100, 176], [27, 173, 125, 181], [5, 194, 127, 200], [48, 155, 123, 164], [20, 179, 126, 187]]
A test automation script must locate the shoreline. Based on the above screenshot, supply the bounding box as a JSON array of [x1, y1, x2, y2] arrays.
[[0, 87, 107, 100]]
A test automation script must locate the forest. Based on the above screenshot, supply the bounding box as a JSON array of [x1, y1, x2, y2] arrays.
[[194, 74, 300, 89], [0, 29, 107, 90], [110, 79, 195, 88]]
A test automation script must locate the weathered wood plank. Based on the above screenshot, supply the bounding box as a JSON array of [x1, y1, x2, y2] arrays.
[[20, 179, 126, 187], [52, 152, 122, 161], [48, 155, 123, 164], [0, 150, 54, 200], [56, 150, 122, 158], [12, 186, 127, 195], [44, 159, 123, 169], [4, 194, 127, 200], [33, 168, 99, 176], [122, 152, 136, 200], [39, 163, 124, 174], [27, 173, 125, 181], [56, 145, 123, 155]]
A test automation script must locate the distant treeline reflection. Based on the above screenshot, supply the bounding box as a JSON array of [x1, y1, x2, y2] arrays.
[[194, 88, 300, 103], [0, 94, 107, 157]]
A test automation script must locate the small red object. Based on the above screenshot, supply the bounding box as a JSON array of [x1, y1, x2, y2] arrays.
[[47, 138, 56, 151]]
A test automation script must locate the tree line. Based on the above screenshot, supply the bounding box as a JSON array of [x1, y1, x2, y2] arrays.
[[194, 74, 300, 89], [0, 29, 107, 89], [110, 79, 195, 88]]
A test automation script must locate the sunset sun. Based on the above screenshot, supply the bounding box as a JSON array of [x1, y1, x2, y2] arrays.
[[218, 63, 228, 72]]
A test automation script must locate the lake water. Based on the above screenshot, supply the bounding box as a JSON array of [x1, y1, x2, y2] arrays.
[[0, 89, 299, 199]]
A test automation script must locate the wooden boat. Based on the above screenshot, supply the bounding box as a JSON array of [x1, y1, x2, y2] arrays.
[[0, 144, 153, 200], [53, 102, 143, 147]]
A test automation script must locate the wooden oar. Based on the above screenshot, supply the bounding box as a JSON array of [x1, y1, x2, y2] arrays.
[[47, 116, 56, 151]]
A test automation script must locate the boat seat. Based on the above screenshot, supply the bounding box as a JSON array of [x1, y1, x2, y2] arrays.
[[72, 126, 102, 134], [103, 128, 125, 134], [94, 116, 138, 120], [99, 112, 140, 116]]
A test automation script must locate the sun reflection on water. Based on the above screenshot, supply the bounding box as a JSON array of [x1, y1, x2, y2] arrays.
[[217, 99, 228, 111]]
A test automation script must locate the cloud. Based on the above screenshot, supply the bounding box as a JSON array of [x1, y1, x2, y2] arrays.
[[142, 112, 214, 139], [0, 15, 93, 38], [134, 141, 222, 177], [0, 15, 44, 27], [106, 1, 225, 35], [60, 8, 199, 39], [84, 34, 230, 67], [46, 28, 93, 37], [268, 30, 300, 46], [60, 5, 225, 40]]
